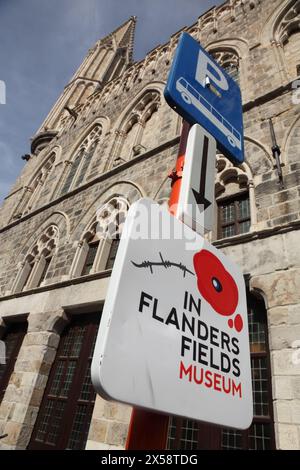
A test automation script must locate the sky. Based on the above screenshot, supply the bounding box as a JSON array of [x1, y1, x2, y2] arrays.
[[0, 0, 224, 205]]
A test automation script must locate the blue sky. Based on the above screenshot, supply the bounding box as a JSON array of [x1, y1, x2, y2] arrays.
[[0, 0, 223, 204]]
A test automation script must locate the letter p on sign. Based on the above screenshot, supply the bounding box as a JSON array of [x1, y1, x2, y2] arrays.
[[164, 32, 244, 164], [196, 50, 229, 91]]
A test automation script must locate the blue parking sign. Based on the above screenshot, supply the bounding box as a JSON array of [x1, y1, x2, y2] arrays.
[[164, 33, 244, 164]]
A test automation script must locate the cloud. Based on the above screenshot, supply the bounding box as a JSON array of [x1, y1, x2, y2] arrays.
[[0, 140, 21, 203]]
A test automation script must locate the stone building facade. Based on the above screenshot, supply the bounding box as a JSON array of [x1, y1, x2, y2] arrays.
[[0, 0, 300, 450]]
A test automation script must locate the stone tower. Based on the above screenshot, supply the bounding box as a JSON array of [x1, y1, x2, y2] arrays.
[[0, 0, 300, 450], [37, 17, 137, 135]]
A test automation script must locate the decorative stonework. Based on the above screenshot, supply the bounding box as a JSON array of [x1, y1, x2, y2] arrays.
[[58, 124, 102, 196], [215, 155, 250, 198], [111, 90, 161, 166], [277, 0, 300, 44], [70, 197, 129, 278], [211, 50, 240, 82], [12, 152, 56, 220], [12, 225, 59, 293]]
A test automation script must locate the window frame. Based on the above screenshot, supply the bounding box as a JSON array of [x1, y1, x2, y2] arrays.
[[81, 240, 100, 276], [60, 127, 101, 196], [217, 191, 251, 239], [21, 260, 35, 292], [105, 237, 120, 270], [28, 313, 100, 450], [37, 256, 52, 287]]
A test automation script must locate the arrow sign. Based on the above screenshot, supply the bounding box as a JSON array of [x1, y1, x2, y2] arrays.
[[191, 134, 212, 211], [177, 124, 216, 234]]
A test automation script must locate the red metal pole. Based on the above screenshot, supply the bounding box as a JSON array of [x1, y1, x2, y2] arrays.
[[125, 120, 191, 451], [125, 409, 170, 450], [168, 121, 191, 215]]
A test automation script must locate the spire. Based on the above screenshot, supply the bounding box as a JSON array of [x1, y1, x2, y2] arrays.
[[107, 16, 137, 64], [34, 17, 137, 133], [73, 16, 137, 84], [94, 16, 137, 84]]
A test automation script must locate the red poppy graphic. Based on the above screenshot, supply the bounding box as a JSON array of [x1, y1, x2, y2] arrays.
[[193, 249, 238, 317]]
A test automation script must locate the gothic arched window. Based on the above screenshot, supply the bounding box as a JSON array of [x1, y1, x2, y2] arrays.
[[218, 194, 250, 238], [211, 50, 240, 84], [215, 155, 252, 240], [70, 197, 129, 278], [277, 1, 300, 79], [12, 153, 56, 220], [112, 91, 161, 166], [13, 225, 59, 293], [167, 292, 275, 450], [81, 235, 100, 276], [60, 125, 102, 196]]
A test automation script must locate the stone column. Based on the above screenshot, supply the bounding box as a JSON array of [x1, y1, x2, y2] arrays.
[[270, 40, 289, 86], [10, 261, 27, 294], [0, 309, 69, 450], [69, 240, 88, 278], [108, 130, 126, 169], [94, 236, 113, 272], [248, 180, 257, 228], [13, 187, 32, 219], [86, 395, 132, 450], [24, 255, 43, 290]]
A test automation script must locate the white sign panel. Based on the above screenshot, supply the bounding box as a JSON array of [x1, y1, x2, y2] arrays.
[[177, 124, 216, 234], [91, 199, 253, 430]]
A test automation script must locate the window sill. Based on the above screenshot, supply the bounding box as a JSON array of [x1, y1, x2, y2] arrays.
[[0, 269, 112, 303], [214, 218, 300, 248]]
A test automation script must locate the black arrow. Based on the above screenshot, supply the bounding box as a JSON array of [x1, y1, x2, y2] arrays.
[[191, 135, 212, 211]]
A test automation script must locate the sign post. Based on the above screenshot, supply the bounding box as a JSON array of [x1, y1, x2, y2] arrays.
[[125, 121, 192, 451], [91, 32, 250, 450], [176, 124, 216, 234]]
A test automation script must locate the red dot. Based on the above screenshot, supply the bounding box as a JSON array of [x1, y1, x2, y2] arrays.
[[228, 319, 234, 329], [234, 314, 243, 333]]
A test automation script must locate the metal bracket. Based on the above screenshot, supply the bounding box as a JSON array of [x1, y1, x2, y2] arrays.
[[269, 119, 284, 190]]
